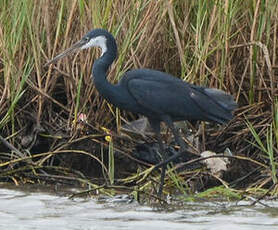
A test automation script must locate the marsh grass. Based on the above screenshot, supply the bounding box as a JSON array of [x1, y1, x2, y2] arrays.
[[0, 0, 277, 201]]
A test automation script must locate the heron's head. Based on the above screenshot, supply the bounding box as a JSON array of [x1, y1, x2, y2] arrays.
[[45, 29, 116, 66]]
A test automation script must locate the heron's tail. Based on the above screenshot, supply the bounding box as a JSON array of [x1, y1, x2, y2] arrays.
[[192, 87, 237, 124], [204, 88, 237, 123]]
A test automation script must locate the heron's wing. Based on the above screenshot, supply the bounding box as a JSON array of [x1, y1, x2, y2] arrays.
[[127, 78, 236, 123], [127, 78, 201, 119]]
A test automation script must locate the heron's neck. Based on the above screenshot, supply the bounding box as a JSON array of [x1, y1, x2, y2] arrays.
[[92, 50, 118, 101]]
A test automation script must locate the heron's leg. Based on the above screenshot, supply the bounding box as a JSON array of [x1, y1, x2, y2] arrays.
[[155, 131, 167, 196], [162, 116, 186, 151], [151, 116, 188, 170], [148, 119, 166, 196]]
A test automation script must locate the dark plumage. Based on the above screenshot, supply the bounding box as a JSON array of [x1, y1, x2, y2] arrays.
[[46, 28, 237, 196]]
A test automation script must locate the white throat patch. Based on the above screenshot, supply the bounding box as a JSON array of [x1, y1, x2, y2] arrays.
[[81, 35, 107, 56]]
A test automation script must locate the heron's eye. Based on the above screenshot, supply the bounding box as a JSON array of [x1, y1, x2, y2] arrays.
[[84, 37, 89, 42]]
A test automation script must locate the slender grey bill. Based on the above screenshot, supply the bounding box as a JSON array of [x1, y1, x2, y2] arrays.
[[44, 39, 86, 66]]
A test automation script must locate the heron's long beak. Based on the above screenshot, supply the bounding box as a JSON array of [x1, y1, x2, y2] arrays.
[[45, 39, 86, 66]]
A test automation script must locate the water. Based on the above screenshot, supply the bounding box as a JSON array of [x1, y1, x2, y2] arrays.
[[0, 186, 277, 230]]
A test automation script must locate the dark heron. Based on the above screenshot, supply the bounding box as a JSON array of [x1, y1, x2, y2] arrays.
[[46, 28, 237, 195]]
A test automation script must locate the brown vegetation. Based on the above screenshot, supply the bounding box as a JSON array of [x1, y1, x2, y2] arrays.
[[0, 0, 277, 200]]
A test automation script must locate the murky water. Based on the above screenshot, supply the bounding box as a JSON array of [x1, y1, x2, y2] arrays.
[[1, 186, 277, 230]]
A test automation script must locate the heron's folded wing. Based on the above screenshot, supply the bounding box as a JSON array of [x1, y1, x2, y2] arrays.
[[128, 78, 236, 123], [127, 78, 202, 118]]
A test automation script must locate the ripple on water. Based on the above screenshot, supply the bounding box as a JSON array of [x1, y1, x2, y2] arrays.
[[0, 187, 278, 230]]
